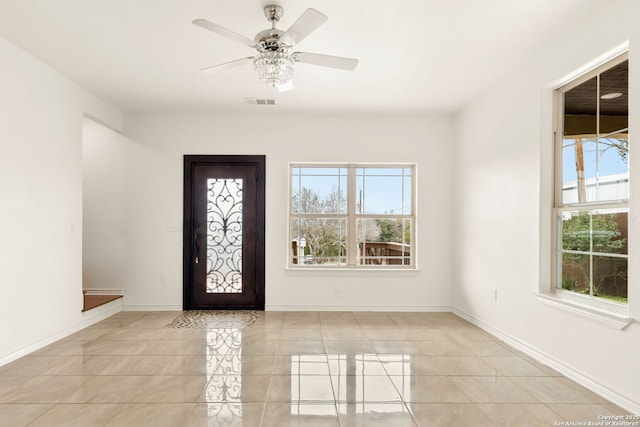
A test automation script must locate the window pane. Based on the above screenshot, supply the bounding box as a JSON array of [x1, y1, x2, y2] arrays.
[[596, 133, 629, 201], [592, 209, 628, 255], [561, 211, 590, 252], [559, 208, 628, 301], [356, 167, 412, 215], [561, 253, 590, 294], [593, 255, 627, 302], [291, 167, 347, 214], [291, 217, 347, 265], [357, 218, 411, 265], [599, 60, 628, 134], [563, 76, 597, 136]]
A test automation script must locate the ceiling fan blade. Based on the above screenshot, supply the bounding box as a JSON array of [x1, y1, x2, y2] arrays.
[[200, 57, 254, 73], [279, 8, 327, 46], [192, 19, 256, 48], [293, 52, 359, 71]]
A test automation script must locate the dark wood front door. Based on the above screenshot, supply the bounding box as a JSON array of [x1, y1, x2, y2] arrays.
[[183, 155, 265, 310]]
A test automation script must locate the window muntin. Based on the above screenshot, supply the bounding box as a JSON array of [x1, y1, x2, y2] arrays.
[[554, 53, 628, 304], [290, 164, 415, 268]]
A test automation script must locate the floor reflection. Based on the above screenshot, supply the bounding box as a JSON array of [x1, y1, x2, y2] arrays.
[[205, 328, 243, 423]]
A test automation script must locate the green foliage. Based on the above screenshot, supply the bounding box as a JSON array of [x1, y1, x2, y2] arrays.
[[375, 218, 408, 243], [561, 276, 578, 291], [562, 211, 625, 253], [561, 210, 628, 301]]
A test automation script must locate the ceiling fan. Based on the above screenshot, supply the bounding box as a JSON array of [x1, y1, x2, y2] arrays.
[[193, 5, 358, 91]]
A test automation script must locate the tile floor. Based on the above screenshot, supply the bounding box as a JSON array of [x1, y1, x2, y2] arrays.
[[0, 310, 632, 426]]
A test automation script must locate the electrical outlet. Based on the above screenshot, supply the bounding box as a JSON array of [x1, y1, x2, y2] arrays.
[[493, 288, 498, 301], [334, 288, 342, 298]]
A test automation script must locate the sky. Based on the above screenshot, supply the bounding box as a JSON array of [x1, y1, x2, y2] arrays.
[[291, 167, 412, 215]]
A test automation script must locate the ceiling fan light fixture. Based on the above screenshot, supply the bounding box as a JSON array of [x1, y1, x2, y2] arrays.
[[253, 48, 294, 88]]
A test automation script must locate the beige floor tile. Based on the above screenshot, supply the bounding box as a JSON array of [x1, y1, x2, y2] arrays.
[[80, 340, 144, 356], [319, 319, 361, 329], [446, 327, 498, 341], [452, 376, 538, 403], [509, 377, 608, 404], [61, 376, 155, 403], [274, 355, 330, 375], [547, 403, 631, 420], [263, 402, 338, 426], [441, 340, 514, 356], [379, 355, 443, 376], [408, 403, 495, 427], [62, 328, 111, 341], [0, 376, 89, 404], [277, 340, 325, 355], [88, 318, 140, 329], [126, 317, 176, 329], [361, 328, 412, 340], [236, 339, 279, 355], [332, 374, 402, 402], [324, 340, 375, 354], [336, 402, 417, 427], [401, 328, 452, 341], [479, 403, 559, 426], [390, 375, 472, 403], [0, 355, 92, 376], [28, 403, 124, 427], [0, 309, 630, 426], [282, 318, 322, 329], [31, 341, 90, 357], [201, 375, 271, 403], [104, 403, 195, 427], [369, 340, 429, 354], [129, 376, 209, 403], [356, 319, 400, 329], [431, 356, 498, 376], [279, 328, 324, 340], [185, 402, 265, 426], [483, 356, 553, 377], [0, 375, 31, 396], [238, 327, 282, 340], [268, 375, 335, 403], [328, 354, 388, 376], [321, 328, 368, 341], [0, 404, 53, 427]]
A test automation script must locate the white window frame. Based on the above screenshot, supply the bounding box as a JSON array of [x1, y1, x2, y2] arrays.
[[288, 163, 416, 269], [548, 52, 630, 321]]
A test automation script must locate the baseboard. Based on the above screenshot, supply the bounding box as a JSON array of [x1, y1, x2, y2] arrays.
[[123, 304, 182, 311], [0, 298, 122, 367], [83, 288, 124, 296], [452, 307, 640, 414], [265, 305, 452, 312]]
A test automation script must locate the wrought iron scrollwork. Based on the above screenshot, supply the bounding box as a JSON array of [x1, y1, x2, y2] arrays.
[[206, 178, 243, 293]]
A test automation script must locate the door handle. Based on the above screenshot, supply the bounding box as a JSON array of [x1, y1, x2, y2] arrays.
[[194, 231, 201, 265]]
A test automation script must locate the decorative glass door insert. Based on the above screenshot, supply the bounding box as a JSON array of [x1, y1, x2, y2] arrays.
[[207, 178, 244, 293]]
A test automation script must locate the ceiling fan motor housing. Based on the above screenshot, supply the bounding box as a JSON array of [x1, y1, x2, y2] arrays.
[[254, 28, 287, 51]]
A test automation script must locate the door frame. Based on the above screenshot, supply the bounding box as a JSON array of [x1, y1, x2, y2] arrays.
[[183, 155, 266, 310]]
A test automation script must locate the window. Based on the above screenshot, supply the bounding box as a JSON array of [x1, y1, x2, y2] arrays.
[[289, 164, 415, 268], [554, 53, 628, 305]]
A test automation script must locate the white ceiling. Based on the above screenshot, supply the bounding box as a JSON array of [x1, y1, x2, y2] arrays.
[[0, 0, 604, 114]]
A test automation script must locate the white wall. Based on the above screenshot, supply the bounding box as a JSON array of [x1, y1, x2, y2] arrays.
[[120, 111, 454, 311], [453, 0, 639, 412], [0, 36, 122, 364]]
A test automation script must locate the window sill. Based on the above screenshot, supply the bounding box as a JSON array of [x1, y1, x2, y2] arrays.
[[536, 291, 633, 330], [286, 266, 419, 272]]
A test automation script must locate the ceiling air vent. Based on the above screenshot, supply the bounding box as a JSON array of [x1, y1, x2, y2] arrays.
[[243, 98, 276, 105]]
